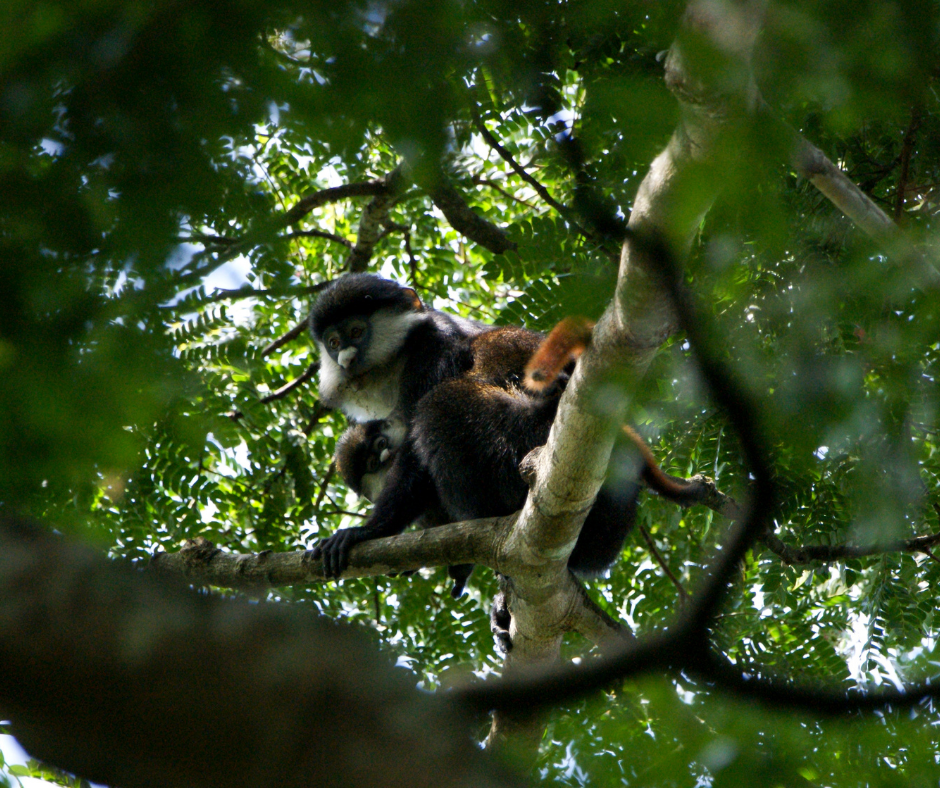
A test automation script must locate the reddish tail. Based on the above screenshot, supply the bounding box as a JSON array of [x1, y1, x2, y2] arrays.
[[527, 319, 700, 505], [524, 316, 595, 392], [622, 425, 700, 505]]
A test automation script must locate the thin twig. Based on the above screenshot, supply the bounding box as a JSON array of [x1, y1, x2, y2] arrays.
[[759, 529, 940, 565], [260, 364, 319, 404], [637, 523, 690, 605], [314, 462, 336, 510], [175, 282, 328, 308], [229, 365, 318, 421], [471, 112, 571, 218], [261, 318, 314, 358], [472, 176, 539, 209], [283, 230, 354, 249]]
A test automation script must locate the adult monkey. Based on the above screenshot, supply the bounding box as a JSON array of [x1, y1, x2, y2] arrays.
[[309, 274, 494, 576], [310, 273, 485, 423], [309, 274, 553, 576]]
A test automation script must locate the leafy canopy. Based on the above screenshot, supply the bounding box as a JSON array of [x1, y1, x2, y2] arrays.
[[2, 0, 940, 785]]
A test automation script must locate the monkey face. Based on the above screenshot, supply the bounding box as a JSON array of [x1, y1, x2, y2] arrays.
[[316, 304, 426, 383], [365, 432, 391, 471], [335, 418, 406, 502], [359, 437, 393, 501], [320, 316, 372, 376], [310, 275, 425, 383]]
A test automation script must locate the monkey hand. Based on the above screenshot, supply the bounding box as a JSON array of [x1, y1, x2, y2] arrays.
[[308, 527, 366, 577]]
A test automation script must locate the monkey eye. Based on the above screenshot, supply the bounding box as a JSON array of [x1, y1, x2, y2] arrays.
[[376, 436, 387, 450], [328, 336, 341, 350], [350, 326, 364, 340], [366, 457, 378, 472]]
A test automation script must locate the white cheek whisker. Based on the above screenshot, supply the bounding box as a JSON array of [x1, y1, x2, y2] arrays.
[[317, 343, 345, 407], [364, 309, 427, 369]]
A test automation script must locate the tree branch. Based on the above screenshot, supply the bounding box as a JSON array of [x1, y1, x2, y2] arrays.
[[283, 180, 392, 226], [344, 168, 408, 273], [187, 282, 329, 308], [420, 173, 517, 254], [461, 0, 774, 732], [760, 528, 940, 565], [261, 317, 314, 358], [470, 112, 619, 264], [283, 229, 354, 248], [229, 363, 320, 421], [0, 517, 520, 788], [759, 102, 940, 289], [153, 515, 514, 590], [471, 114, 573, 221], [567, 581, 635, 647], [894, 106, 922, 222], [637, 523, 690, 605]]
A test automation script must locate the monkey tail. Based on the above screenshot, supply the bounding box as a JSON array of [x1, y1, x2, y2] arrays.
[[622, 425, 701, 506], [524, 316, 595, 391], [528, 319, 700, 506]]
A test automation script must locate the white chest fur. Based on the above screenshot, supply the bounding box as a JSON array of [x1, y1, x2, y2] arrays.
[[318, 351, 406, 421]]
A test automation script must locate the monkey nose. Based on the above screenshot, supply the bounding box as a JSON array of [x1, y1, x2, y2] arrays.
[[337, 347, 358, 369]]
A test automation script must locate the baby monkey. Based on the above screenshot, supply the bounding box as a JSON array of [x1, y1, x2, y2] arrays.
[[334, 418, 474, 598]]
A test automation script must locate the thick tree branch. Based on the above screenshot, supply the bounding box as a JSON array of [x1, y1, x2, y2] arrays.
[[283, 180, 392, 226], [149, 463, 735, 594], [0, 518, 520, 788], [567, 581, 635, 647], [421, 174, 517, 254], [504, 0, 768, 619], [477, 0, 771, 748]]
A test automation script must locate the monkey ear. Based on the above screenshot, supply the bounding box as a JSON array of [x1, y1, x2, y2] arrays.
[[402, 288, 423, 311]]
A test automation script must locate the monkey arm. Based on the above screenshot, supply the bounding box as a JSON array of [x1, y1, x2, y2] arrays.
[[311, 442, 436, 577]]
